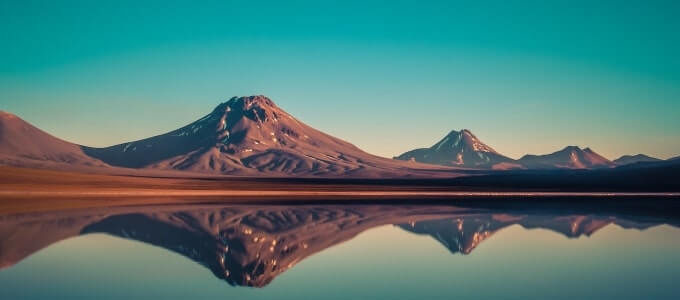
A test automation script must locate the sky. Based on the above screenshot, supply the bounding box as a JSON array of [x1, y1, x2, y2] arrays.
[[1, 0, 679, 159]]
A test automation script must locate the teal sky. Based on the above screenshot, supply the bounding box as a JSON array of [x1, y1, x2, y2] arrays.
[[1, 0, 679, 159]]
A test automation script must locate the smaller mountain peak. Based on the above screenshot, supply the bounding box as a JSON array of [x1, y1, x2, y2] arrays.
[[445, 129, 461, 136], [562, 145, 581, 151]]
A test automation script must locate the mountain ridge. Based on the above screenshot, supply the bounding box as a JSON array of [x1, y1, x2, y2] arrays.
[[613, 154, 662, 166], [517, 145, 614, 169], [1, 97, 675, 175]]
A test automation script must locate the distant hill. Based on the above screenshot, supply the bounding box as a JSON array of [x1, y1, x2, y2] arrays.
[[613, 154, 661, 166], [517, 146, 613, 169], [0, 111, 108, 169]]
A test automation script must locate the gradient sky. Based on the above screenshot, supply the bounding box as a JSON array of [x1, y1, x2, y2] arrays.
[[1, 0, 679, 159]]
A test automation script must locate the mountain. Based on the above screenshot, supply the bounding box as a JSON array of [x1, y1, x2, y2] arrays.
[[613, 154, 661, 166], [0, 111, 108, 169], [1, 96, 452, 177], [394, 129, 520, 169], [517, 146, 613, 169]]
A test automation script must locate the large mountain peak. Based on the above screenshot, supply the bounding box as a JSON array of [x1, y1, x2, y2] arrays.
[[176, 95, 296, 148]]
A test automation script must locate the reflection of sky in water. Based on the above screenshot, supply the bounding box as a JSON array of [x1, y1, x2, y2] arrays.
[[1, 224, 679, 300]]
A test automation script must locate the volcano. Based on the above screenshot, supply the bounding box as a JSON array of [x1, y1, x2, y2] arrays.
[[394, 129, 519, 169]]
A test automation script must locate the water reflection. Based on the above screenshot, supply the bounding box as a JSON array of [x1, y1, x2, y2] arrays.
[[399, 214, 664, 255], [0, 204, 677, 287]]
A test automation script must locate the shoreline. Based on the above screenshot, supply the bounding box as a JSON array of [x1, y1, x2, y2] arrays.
[[1, 190, 679, 197]]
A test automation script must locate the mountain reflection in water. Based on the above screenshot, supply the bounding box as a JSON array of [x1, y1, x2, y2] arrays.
[[0, 203, 677, 287]]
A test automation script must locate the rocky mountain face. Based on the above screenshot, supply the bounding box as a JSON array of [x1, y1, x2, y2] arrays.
[[395, 129, 519, 169]]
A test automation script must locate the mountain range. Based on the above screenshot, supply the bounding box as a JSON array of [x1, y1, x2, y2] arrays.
[[1, 95, 676, 177], [396, 130, 672, 170]]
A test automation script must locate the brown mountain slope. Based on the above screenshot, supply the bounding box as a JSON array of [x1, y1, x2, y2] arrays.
[[0, 111, 108, 168]]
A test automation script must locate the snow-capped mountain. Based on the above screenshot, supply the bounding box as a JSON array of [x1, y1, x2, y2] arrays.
[[613, 154, 661, 166], [517, 146, 613, 169], [82, 95, 447, 177], [394, 129, 519, 169]]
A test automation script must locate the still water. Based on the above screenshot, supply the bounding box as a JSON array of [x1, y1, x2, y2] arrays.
[[1, 203, 679, 299]]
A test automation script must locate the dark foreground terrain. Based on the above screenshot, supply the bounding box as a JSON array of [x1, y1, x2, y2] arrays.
[[1, 164, 679, 214]]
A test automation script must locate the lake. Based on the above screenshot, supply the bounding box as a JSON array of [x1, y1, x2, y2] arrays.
[[1, 202, 679, 299]]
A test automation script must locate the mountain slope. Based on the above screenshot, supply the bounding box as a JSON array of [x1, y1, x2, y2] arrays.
[[394, 129, 519, 169], [613, 154, 661, 166], [0, 111, 108, 168], [83, 96, 450, 177], [518, 146, 613, 169]]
